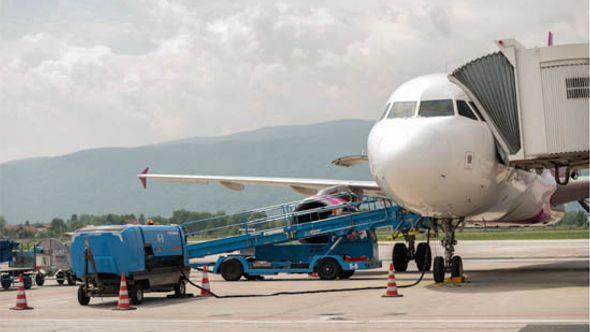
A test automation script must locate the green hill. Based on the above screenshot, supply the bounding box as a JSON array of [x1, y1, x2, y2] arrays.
[[0, 119, 374, 223]]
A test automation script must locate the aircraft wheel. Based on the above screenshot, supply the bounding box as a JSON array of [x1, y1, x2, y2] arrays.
[[415, 242, 432, 272], [451, 256, 463, 278], [220, 259, 243, 281], [392, 243, 409, 272], [433, 256, 445, 283]]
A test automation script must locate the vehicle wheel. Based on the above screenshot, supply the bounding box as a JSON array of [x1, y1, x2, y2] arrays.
[[174, 279, 186, 296], [1, 278, 11, 290], [77, 285, 90, 305], [451, 256, 463, 278], [56, 271, 65, 285], [415, 242, 432, 272], [392, 243, 409, 272], [339, 270, 355, 279], [130, 284, 144, 305], [316, 258, 341, 280], [220, 259, 243, 281], [433, 256, 445, 283], [66, 273, 76, 286], [35, 273, 45, 286], [23, 275, 33, 289]]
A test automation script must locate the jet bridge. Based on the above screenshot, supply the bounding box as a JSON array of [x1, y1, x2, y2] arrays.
[[450, 39, 589, 178]]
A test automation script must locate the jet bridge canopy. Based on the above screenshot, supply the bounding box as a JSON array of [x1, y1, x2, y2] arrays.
[[450, 39, 589, 171]]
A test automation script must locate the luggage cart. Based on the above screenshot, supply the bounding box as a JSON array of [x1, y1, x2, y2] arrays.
[[34, 238, 76, 286]]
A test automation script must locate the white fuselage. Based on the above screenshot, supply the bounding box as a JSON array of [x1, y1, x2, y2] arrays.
[[366, 74, 559, 224]]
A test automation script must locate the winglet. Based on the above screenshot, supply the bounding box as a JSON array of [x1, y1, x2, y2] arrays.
[[138, 167, 149, 189]]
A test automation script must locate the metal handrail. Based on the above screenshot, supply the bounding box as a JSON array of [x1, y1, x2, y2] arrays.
[[182, 195, 387, 238]]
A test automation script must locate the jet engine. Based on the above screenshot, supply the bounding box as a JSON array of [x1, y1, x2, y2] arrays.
[[293, 193, 357, 243]]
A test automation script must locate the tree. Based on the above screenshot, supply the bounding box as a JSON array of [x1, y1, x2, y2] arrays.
[[0, 216, 7, 236], [50, 218, 67, 237]]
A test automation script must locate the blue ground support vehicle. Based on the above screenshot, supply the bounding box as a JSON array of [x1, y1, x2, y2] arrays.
[[210, 230, 382, 281], [0, 239, 35, 290], [70, 195, 429, 305], [70, 225, 191, 305], [183, 195, 430, 281]]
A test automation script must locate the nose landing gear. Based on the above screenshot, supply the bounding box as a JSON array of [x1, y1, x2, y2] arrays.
[[432, 219, 465, 283]]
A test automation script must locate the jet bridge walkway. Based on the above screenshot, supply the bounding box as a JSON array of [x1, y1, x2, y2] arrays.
[[182, 196, 427, 260]]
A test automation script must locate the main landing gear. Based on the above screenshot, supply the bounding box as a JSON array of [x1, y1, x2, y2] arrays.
[[391, 231, 432, 273], [432, 219, 464, 283]]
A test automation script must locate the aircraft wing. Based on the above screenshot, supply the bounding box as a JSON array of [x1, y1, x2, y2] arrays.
[[138, 167, 383, 196]]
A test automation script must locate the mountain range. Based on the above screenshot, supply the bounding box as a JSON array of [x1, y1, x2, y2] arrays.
[[0, 119, 374, 223]]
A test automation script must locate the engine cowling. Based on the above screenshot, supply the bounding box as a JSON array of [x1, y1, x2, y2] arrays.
[[293, 194, 355, 243]]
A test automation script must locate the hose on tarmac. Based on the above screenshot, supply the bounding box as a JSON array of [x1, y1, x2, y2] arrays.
[[178, 228, 431, 298]]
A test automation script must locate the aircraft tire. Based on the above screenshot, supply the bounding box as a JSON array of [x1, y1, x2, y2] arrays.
[[392, 243, 409, 272], [451, 256, 463, 278], [414, 242, 432, 272], [433, 256, 445, 283]]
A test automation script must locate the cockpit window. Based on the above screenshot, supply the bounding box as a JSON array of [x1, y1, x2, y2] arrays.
[[468, 101, 486, 122], [418, 99, 454, 117], [380, 102, 391, 120], [457, 100, 479, 121], [387, 101, 416, 119]]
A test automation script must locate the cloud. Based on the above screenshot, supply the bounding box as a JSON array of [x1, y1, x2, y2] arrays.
[[0, 0, 588, 162]]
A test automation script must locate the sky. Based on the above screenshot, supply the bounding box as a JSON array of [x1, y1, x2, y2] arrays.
[[0, 0, 588, 163]]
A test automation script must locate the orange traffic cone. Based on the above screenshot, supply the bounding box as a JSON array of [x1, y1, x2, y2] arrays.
[[200, 265, 212, 297], [10, 274, 33, 310], [382, 263, 403, 298], [113, 274, 137, 310]]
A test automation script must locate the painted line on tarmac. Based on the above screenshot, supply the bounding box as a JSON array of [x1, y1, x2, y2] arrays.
[[462, 256, 589, 261], [1, 318, 588, 326]]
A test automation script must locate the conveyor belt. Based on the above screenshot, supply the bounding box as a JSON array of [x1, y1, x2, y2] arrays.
[[184, 197, 423, 259]]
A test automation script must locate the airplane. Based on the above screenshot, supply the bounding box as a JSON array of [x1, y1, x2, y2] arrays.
[[138, 57, 589, 284]]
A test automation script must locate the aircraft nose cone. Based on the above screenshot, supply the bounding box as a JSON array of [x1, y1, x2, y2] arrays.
[[370, 119, 456, 216]]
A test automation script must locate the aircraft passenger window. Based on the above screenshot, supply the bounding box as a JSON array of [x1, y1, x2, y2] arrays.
[[457, 100, 478, 121], [380, 102, 391, 120], [417, 99, 454, 117], [387, 102, 416, 119], [468, 102, 486, 122]]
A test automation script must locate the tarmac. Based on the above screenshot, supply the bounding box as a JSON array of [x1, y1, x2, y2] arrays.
[[0, 239, 588, 331]]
